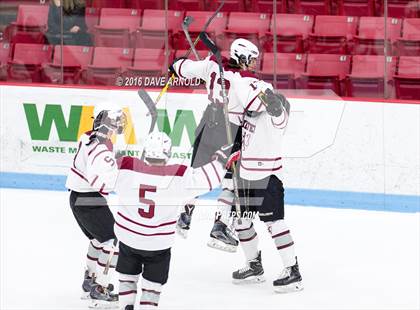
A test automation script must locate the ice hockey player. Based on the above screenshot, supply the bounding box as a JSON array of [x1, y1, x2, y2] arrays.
[[170, 38, 264, 252], [66, 102, 126, 307], [232, 88, 304, 293], [113, 131, 240, 310]]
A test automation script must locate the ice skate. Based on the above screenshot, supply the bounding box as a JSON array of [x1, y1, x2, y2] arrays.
[[232, 251, 265, 284], [273, 257, 303, 293], [89, 284, 118, 309], [81, 270, 95, 300], [176, 204, 195, 238], [207, 220, 239, 252]]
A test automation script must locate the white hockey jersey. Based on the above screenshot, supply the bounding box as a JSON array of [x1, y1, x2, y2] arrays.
[[114, 156, 225, 251], [65, 131, 118, 195], [240, 105, 289, 181], [173, 56, 273, 126]]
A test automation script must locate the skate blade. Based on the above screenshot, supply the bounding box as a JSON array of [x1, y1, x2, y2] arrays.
[[81, 291, 91, 300], [176, 226, 189, 239], [89, 299, 118, 309], [232, 275, 265, 285], [207, 238, 237, 253], [274, 281, 304, 293]]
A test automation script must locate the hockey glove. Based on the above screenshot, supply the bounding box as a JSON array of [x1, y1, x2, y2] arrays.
[[169, 57, 187, 78], [259, 89, 289, 117], [214, 142, 241, 169]]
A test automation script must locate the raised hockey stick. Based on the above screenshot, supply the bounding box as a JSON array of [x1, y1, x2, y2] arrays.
[[153, 0, 226, 105], [199, 31, 243, 222], [182, 16, 201, 61]]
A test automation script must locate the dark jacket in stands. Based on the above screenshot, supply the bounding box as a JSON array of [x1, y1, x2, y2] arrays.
[[46, 3, 91, 46]]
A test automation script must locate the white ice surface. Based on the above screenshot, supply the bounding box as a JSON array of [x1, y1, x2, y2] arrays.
[[1, 188, 419, 310]]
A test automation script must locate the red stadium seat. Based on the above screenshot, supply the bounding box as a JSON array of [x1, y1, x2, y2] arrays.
[[135, 10, 184, 49], [207, 0, 246, 12], [260, 53, 306, 89], [174, 11, 228, 50], [6, 4, 49, 44], [126, 0, 164, 9], [169, 0, 206, 11], [42, 45, 93, 84], [250, 0, 287, 13], [264, 14, 314, 53], [308, 15, 358, 54], [126, 48, 174, 78], [293, 0, 332, 15], [354, 17, 402, 55], [85, 7, 100, 33], [7, 43, 53, 82], [378, 0, 419, 18], [86, 47, 133, 85], [298, 54, 351, 96], [90, 0, 125, 8], [336, 0, 375, 16], [221, 12, 271, 50], [394, 56, 420, 100], [396, 18, 420, 56], [94, 8, 141, 47], [346, 55, 397, 98], [0, 42, 12, 80]]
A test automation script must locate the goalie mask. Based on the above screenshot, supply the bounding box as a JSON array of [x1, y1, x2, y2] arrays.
[[92, 103, 127, 138], [143, 132, 172, 164], [230, 38, 260, 68]]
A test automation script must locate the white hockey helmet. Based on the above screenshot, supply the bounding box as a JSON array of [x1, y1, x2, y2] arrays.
[[230, 38, 260, 67], [143, 131, 172, 164], [93, 102, 126, 135]]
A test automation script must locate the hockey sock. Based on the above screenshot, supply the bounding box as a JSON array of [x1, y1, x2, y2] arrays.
[[140, 278, 162, 308], [235, 218, 259, 261], [266, 220, 296, 267], [119, 273, 139, 309], [86, 239, 102, 277], [215, 189, 234, 225], [96, 239, 119, 287]]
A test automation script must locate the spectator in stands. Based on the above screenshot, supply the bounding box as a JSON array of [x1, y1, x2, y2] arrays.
[[46, 0, 91, 46]]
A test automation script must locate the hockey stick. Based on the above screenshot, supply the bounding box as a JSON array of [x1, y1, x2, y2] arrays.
[[182, 16, 201, 61], [199, 31, 243, 223], [153, 0, 226, 105], [138, 89, 158, 134]]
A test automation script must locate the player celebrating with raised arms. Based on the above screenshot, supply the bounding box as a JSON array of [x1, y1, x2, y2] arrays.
[[113, 131, 240, 310], [170, 38, 264, 252], [66, 103, 126, 308]]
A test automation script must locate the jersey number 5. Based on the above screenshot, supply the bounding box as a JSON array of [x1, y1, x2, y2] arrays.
[[138, 184, 156, 219]]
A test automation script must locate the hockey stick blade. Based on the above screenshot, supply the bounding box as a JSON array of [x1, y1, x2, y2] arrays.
[[138, 89, 157, 133], [138, 89, 157, 116], [199, 32, 220, 57]]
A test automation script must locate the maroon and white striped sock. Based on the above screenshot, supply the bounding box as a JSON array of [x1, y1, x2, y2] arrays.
[[235, 218, 259, 261], [119, 273, 139, 309], [86, 239, 102, 277], [139, 278, 162, 308], [267, 220, 296, 267]]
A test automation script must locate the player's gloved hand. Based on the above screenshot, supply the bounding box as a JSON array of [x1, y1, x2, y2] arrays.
[[214, 142, 241, 169], [260, 89, 288, 117], [169, 57, 187, 77]]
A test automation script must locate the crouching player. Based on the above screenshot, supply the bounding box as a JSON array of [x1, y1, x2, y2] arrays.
[[114, 132, 240, 309]]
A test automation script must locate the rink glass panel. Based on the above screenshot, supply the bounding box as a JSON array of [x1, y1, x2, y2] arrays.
[[0, 0, 419, 100]]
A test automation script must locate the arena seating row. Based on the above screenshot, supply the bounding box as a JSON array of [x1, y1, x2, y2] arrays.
[[1, 0, 418, 17], [3, 5, 420, 56], [0, 43, 419, 99]]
